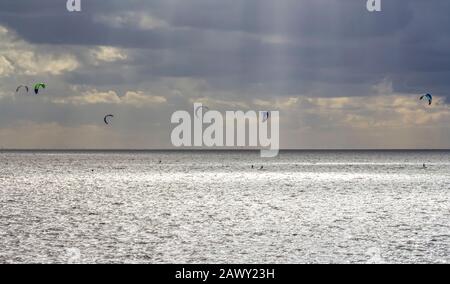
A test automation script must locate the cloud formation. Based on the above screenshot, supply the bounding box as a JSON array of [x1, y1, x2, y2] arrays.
[[0, 27, 79, 76], [0, 0, 449, 149], [53, 89, 167, 107], [91, 46, 127, 63]]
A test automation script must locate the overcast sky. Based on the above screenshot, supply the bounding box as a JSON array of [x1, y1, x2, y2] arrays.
[[0, 0, 450, 149]]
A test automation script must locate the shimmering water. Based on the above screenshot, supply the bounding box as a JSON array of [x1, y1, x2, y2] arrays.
[[0, 151, 448, 264]]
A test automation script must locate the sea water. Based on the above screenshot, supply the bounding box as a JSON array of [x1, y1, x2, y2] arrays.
[[0, 150, 448, 263]]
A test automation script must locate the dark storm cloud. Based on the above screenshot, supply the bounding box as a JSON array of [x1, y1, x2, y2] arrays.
[[2, 0, 450, 149], [0, 1, 413, 46], [1, 0, 450, 98], [157, 0, 413, 37]]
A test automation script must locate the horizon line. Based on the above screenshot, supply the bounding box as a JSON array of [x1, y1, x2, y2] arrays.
[[0, 148, 449, 152]]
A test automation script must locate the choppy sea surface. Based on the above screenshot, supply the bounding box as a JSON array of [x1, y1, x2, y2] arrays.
[[0, 150, 448, 264]]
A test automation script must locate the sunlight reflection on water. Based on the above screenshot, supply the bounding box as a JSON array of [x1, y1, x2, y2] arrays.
[[0, 151, 448, 263]]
